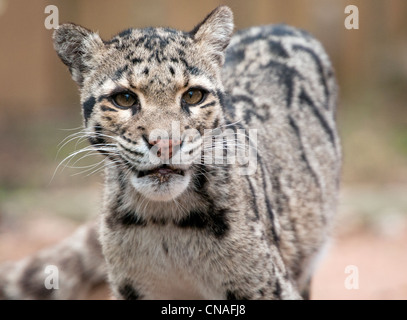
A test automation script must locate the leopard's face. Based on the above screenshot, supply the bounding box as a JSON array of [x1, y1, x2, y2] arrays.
[[53, 7, 233, 202]]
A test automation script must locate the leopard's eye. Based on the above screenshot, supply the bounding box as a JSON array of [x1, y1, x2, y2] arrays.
[[182, 88, 206, 106], [112, 92, 138, 108]]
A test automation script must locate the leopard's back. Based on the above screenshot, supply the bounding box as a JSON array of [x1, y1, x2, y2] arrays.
[[222, 24, 341, 288]]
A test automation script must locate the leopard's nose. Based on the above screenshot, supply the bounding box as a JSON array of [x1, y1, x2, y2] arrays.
[[148, 138, 181, 160]]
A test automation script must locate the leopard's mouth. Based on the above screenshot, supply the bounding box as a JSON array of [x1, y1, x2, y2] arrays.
[[136, 164, 186, 179], [130, 164, 191, 201]]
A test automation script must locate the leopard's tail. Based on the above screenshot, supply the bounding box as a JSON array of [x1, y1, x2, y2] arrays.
[[0, 222, 107, 299]]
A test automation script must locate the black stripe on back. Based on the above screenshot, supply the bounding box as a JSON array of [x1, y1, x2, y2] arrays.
[[265, 60, 302, 109], [257, 155, 280, 245], [299, 88, 336, 147], [292, 44, 329, 106], [244, 176, 259, 220], [288, 116, 321, 189]]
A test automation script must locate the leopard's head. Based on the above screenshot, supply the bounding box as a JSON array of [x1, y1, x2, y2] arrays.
[[53, 6, 234, 202]]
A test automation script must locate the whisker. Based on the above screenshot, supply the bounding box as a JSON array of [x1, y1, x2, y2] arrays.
[[50, 144, 118, 183], [71, 159, 106, 176], [58, 126, 85, 132]]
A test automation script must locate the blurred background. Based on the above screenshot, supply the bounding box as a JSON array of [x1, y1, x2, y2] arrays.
[[0, 0, 406, 299]]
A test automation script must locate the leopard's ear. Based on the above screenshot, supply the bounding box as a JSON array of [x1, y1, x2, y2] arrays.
[[190, 6, 234, 66], [53, 23, 104, 86]]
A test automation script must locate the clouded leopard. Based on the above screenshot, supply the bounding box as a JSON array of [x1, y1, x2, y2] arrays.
[[0, 6, 340, 299]]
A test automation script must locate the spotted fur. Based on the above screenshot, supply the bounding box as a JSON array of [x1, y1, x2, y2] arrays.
[[0, 6, 340, 300]]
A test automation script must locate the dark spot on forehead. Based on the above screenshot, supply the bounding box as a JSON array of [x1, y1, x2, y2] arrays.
[[118, 28, 133, 38], [162, 27, 178, 34], [132, 57, 143, 64], [104, 37, 120, 46], [188, 66, 201, 75], [138, 28, 183, 51], [114, 65, 129, 80]]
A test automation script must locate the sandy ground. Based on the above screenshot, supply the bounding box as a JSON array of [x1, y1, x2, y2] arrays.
[[312, 228, 407, 299], [1, 212, 406, 300]]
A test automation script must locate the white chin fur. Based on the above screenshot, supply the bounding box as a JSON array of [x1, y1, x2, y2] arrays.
[[130, 172, 191, 202]]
